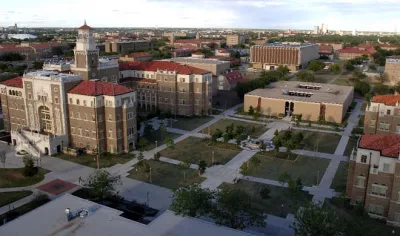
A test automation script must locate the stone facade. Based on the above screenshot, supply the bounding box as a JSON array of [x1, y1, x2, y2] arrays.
[[385, 57, 400, 86]]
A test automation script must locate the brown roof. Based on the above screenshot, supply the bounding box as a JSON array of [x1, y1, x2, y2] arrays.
[[359, 134, 400, 158], [78, 23, 92, 30], [68, 80, 132, 96], [119, 77, 157, 84], [1, 76, 23, 88], [371, 94, 400, 106], [123, 52, 151, 58], [119, 61, 210, 75], [223, 70, 246, 85]]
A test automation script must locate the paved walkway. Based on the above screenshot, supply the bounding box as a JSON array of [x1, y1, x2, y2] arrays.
[[291, 150, 348, 161]]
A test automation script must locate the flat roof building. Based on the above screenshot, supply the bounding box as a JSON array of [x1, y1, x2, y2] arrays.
[[164, 57, 231, 76], [244, 81, 354, 123], [385, 56, 400, 85], [250, 43, 319, 71]]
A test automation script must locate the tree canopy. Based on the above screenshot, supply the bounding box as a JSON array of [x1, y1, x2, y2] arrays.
[[307, 60, 326, 72], [296, 70, 316, 82], [83, 169, 122, 200]]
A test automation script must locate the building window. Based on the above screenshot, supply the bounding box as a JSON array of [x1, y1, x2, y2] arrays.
[[28, 93, 32, 100], [180, 78, 185, 82], [83, 100, 87, 106], [379, 122, 390, 130], [98, 114, 103, 122], [92, 130, 96, 138], [71, 127, 75, 134], [85, 113, 88, 120], [108, 114, 112, 120], [69, 98, 72, 104], [383, 163, 390, 172], [54, 97, 59, 104], [370, 120, 375, 127], [91, 101, 94, 107], [76, 99, 80, 105], [85, 129, 89, 137], [387, 110, 391, 115], [361, 155, 367, 163], [179, 98, 185, 105], [116, 114, 120, 121], [356, 175, 365, 188], [368, 204, 384, 216], [78, 128, 82, 136], [371, 184, 387, 197], [108, 129, 113, 138], [195, 98, 199, 105], [395, 213, 400, 224], [76, 112, 80, 119]]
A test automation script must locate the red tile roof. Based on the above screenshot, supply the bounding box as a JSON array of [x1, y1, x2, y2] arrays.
[[119, 77, 157, 84], [119, 61, 210, 75], [1, 76, 23, 88], [359, 134, 400, 158], [122, 52, 151, 58], [371, 94, 400, 106], [223, 70, 246, 85], [68, 80, 132, 96], [78, 24, 92, 30], [174, 39, 222, 44], [337, 47, 376, 55], [318, 44, 333, 52]]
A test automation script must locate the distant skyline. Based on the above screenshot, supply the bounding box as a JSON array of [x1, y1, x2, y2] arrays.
[[1, 0, 400, 32]]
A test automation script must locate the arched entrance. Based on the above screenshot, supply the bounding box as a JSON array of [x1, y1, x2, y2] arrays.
[[44, 147, 49, 156], [39, 106, 52, 133]]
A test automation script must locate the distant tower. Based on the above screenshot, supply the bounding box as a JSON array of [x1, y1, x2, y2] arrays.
[[258, 31, 261, 39], [14, 23, 18, 31], [196, 32, 200, 40], [313, 26, 320, 35], [72, 20, 99, 80]]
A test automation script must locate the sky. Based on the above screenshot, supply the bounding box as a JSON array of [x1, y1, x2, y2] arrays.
[[1, 0, 400, 31]]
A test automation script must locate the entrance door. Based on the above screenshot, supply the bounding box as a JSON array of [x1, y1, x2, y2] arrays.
[[56, 145, 61, 153], [12, 139, 16, 146], [290, 102, 294, 116], [44, 147, 49, 156], [285, 102, 289, 116]]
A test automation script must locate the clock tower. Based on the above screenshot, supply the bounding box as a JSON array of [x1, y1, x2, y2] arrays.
[[72, 20, 99, 80]]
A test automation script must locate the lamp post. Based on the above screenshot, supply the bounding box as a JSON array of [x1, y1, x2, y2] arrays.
[[211, 150, 215, 165], [281, 204, 284, 217], [155, 141, 158, 149]]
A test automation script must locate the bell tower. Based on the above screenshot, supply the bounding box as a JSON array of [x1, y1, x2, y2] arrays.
[[73, 20, 99, 80]]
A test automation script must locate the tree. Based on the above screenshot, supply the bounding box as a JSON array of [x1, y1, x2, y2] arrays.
[[276, 65, 290, 76], [248, 106, 255, 115], [369, 64, 377, 71], [329, 64, 341, 74], [292, 132, 304, 145], [354, 81, 370, 96], [287, 177, 303, 197], [296, 70, 316, 82], [252, 110, 260, 120], [23, 155, 37, 177], [33, 61, 44, 70], [138, 137, 149, 149], [51, 46, 64, 56], [198, 160, 207, 175], [274, 129, 279, 137], [164, 136, 175, 149], [259, 186, 270, 199], [153, 152, 161, 161], [213, 188, 266, 229], [278, 172, 291, 186], [235, 125, 245, 137], [292, 202, 344, 236], [307, 60, 326, 72], [170, 184, 215, 217], [259, 141, 267, 152], [379, 72, 389, 83], [344, 61, 355, 71], [83, 169, 122, 200]]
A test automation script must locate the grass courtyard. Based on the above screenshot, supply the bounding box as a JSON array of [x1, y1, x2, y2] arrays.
[[127, 159, 205, 190], [139, 130, 181, 151], [200, 119, 268, 138], [171, 116, 214, 131], [160, 136, 241, 166], [54, 153, 134, 169], [0, 168, 49, 188], [246, 154, 330, 186], [330, 161, 349, 193], [220, 180, 312, 217], [0, 191, 33, 207]]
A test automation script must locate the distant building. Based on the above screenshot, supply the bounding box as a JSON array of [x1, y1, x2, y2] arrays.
[[385, 56, 400, 85], [313, 26, 320, 35], [346, 134, 400, 227], [226, 34, 246, 46], [312, 41, 344, 51], [250, 43, 319, 71], [244, 81, 354, 123], [321, 23, 328, 34], [104, 40, 153, 54], [119, 52, 152, 62], [162, 31, 196, 39], [217, 70, 247, 91], [215, 48, 231, 58], [119, 61, 213, 116], [318, 44, 334, 59], [336, 47, 376, 60], [164, 57, 231, 76], [0, 42, 69, 60], [253, 39, 268, 45], [363, 94, 400, 134], [172, 39, 224, 50], [171, 48, 193, 58]]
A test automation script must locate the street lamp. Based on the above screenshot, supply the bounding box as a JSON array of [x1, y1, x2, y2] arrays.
[[281, 204, 284, 217], [155, 141, 158, 149]]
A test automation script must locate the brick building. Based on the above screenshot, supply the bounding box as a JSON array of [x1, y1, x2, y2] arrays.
[[364, 94, 400, 134], [104, 40, 153, 54], [0, 42, 69, 60], [385, 56, 400, 85], [346, 134, 400, 227], [336, 47, 376, 60], [250, 43, 319, 71], [0, 71, 137, 156], [226, 34, 246, 46], [119, 52, 152, 62], [119, 61, 213, 116]]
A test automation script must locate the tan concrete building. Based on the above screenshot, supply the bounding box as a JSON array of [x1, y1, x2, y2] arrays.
[[164, 57, 231, 76], [226, 34, 246, 46], [0, 71, 137, 156], [119, 52, 152, 62], [336, 47, 376, 60], [104, 40, 153, 54], [346, 134, 400, 227], [244, 81, 354, 123], [364, 94, 400, 134], [385, 56, 400, 85], [312, 41, 344, 51], [119, 61, 213, 116], [250, 43, 319, 71]]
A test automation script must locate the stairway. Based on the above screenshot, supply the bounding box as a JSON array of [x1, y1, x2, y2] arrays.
[[13, 130, 42, 157]]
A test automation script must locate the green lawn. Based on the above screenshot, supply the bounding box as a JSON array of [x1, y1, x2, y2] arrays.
[[0, 191, 33, 207], [160, 136, 241, 166], [247, 154, 330, 186], [315, 73, 337, 83], [330, 161, 348, 193], [139, 130, 181, 151], [300, 131, 341, 154], [171, 116, 214, 131], [0, 168, 49, 188], [54, 152, 135, 169], [200, 119, 268, 138], [220, 180, 312, 217], [332, 76, 353, 86], [344, 136, 358, 157], [128, 159, 205, 190]]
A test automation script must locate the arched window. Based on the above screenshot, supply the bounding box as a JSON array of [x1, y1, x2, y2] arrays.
[[39, 106, 52, 132]]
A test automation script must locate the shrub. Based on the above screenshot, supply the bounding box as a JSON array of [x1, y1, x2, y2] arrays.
[[23, 156, 37, 177]]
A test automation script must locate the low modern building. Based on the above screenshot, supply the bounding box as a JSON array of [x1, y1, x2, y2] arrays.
[[226, 34, 246, 46], [318, 44, 334, 59], [104, 40, 153, 54], [363, 94, 400, 134], [244, 81, 354, 123], [218, 70, 247, 91], [0, 70, 137, 156], [0, 42, 69, 60], [312, 41, 344, 51], [119, 52, 152, 62], [346, 134, 400, 227], [172, 39, 224, 50], [385, 56, 400, 85], [0, 194, 254, 236], [119, 61, 213, 116], [215, 48, 231, 57], [250, 43, 319, 71], [336, 47, 376, 60]]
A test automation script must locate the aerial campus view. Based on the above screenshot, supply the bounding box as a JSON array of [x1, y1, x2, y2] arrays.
[[0, 0, 400, 235]]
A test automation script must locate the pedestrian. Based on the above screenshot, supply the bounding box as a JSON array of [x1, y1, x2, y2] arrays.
[[78, 176, 82, 184]]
